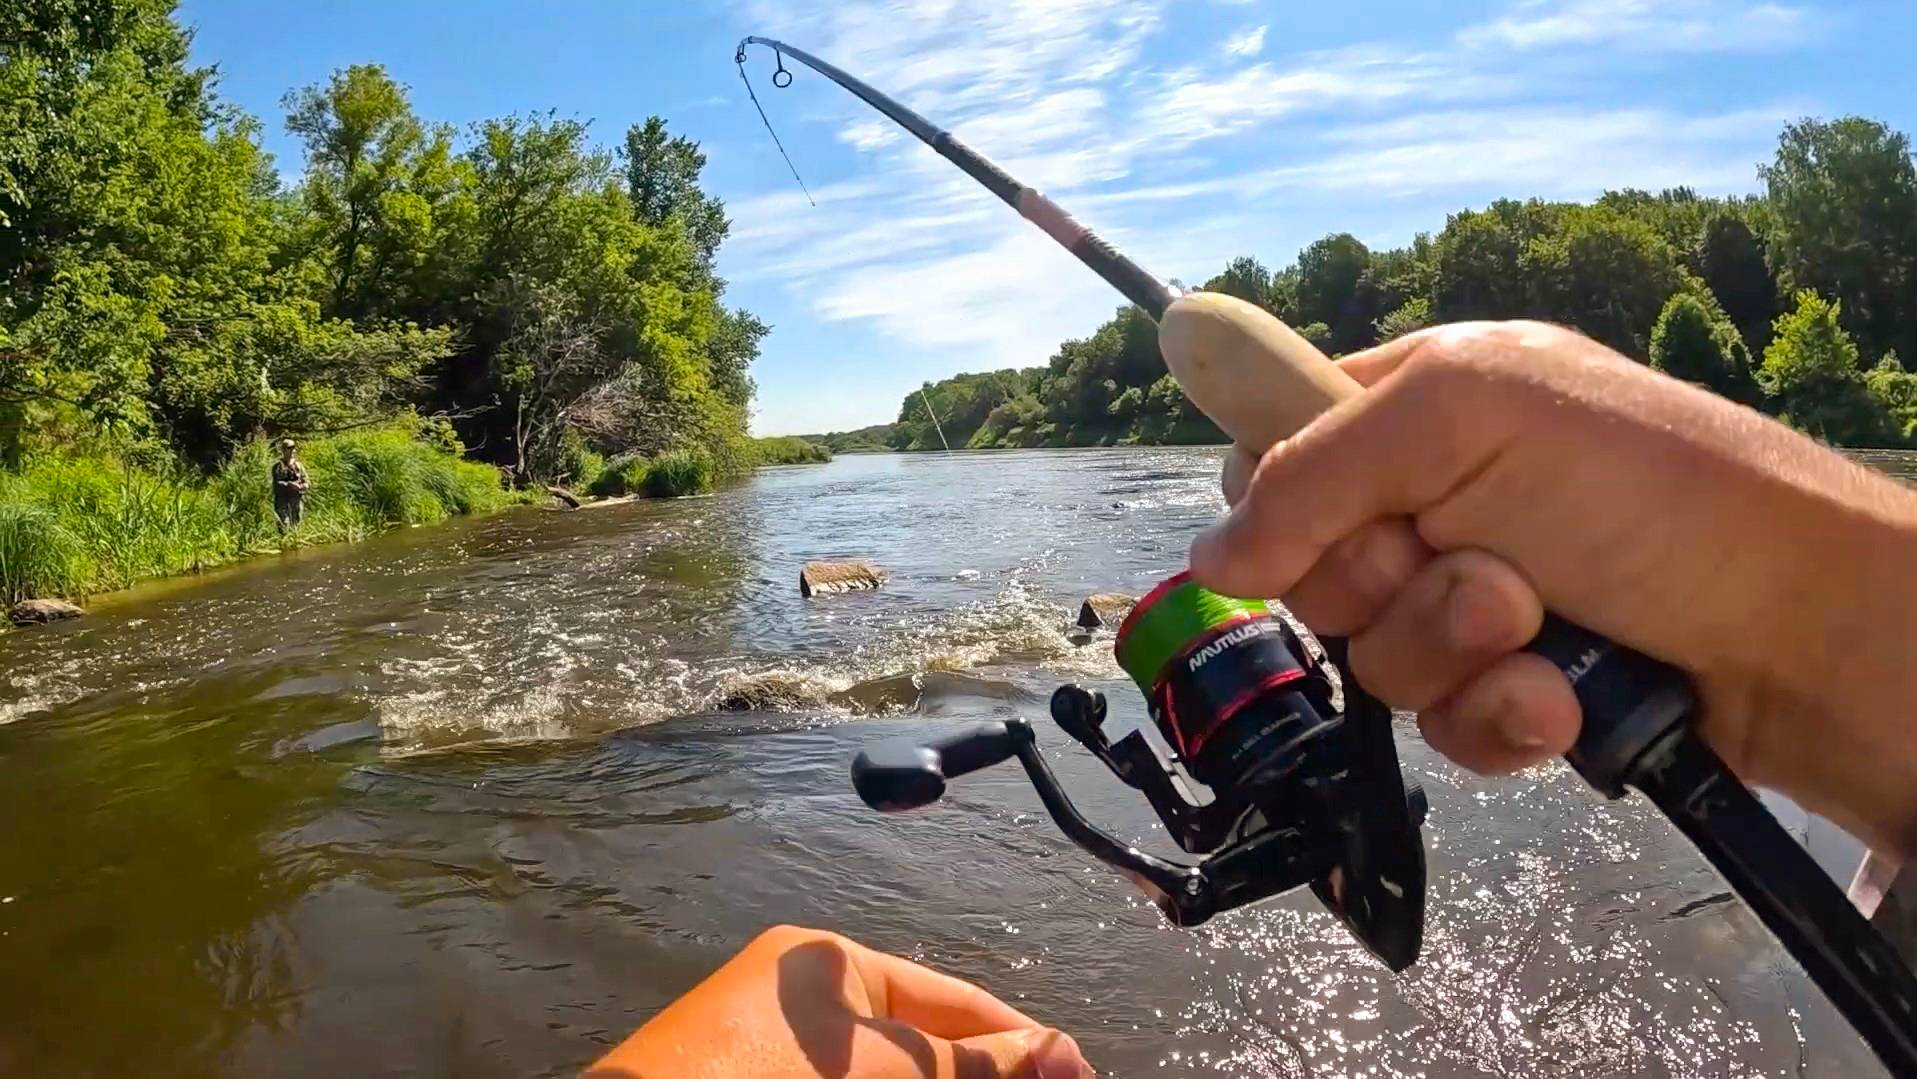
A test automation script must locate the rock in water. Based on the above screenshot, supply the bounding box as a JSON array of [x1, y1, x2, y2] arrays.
[[800, 560, 885, 597], [1076, 593, 1137, 630], [9, 598, 85, 626], [546, 485, 581, 509], [712, 673, 834, 712]]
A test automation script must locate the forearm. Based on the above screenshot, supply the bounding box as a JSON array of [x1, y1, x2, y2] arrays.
[[1779, 467, 1917, 858]]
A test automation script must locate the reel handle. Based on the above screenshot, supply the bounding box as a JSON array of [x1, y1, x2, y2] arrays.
[[1157, 292, 1695, 794], [851, 721, 1022, 811]]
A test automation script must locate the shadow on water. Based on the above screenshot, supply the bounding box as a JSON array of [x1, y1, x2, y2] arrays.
[[0, 447, 1911, 1076]]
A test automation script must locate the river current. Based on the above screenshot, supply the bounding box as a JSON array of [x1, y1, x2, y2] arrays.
[[3, 447, 1912, 1077]]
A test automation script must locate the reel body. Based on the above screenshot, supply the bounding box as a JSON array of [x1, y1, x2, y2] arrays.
[[851, 573, 1431, 972]]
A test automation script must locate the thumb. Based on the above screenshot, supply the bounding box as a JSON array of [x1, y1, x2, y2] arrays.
[[947, 1027, 1093, 1079]]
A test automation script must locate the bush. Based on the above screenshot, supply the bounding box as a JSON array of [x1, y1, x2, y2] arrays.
[[586, 454, 651, 497], [748, 436, 831, 465], [646, 448, 714, 497], [570, 448, 607, 492], [555, 429, 605, 491]]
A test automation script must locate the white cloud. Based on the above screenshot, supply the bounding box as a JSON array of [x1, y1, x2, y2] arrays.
[[1223, 24, 1267, 57], [836, 119, 900, 151], [719, 0, 1832, 430], [1266, 103, 1800, 198], [1135, 47, 1510, 149], [1460, 0, 1810, 52]]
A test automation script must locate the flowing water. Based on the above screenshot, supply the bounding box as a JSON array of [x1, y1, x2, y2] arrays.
[[3, 447, 1914, 1078]]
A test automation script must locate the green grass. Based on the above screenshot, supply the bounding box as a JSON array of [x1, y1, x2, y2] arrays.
[[579, 447, 713, 499], [0, 501, 87, 604], [748, 436, 832, 466], [0, 424, 527, 603], [585, 454, 651, 497], [645, 448, 714, 498], [569, 448, 607, 493]]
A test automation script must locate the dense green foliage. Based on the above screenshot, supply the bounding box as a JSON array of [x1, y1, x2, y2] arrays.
[[582, 452, 651, 498], [821, 115, 1917, 452], [645, 448, 714, 498], [748, 436, 831, 465], [798, 425, 896, 454], [0, 0, 769, 598], [585, 454, 650, 498], [1650, 293, 1761, 406], [0, 421, 524, 602]]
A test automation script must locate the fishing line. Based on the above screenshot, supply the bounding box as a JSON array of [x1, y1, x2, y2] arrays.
[[734, 44, 814, 206]]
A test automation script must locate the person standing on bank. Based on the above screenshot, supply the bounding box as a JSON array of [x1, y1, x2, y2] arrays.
[[272, 438, 308, 532]]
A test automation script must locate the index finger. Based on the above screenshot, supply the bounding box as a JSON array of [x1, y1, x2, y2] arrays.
[[1190, 333, 1519, 600], [847, 942, 1045, 1040]]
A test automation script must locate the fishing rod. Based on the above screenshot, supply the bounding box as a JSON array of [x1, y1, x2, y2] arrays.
[[735, 36, 1917, 1073]]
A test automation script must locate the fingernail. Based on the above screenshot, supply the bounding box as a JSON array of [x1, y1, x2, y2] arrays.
[[1495, 705, 1548, 750], [1028, 1029, 1093, 1079]]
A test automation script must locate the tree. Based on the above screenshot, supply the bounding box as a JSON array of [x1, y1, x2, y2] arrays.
[[707, 308, 767, 409], [1866, 352, 1917, 445], [1294, 234, 1371, 353], [1294, 322, 1333, 353], [1433, 204, 1537, 322], [491, 278, 615, 481], [1694, 211, 1778, 353], [283, 65, 443, 320], [1596, 187, 1722, 257], [972, 394, 1045, 448], [1203, 257, 1273, 308], [1354, 238, 1437, 346], [0, 2, 767, 487], [1649, 292, 1759, 406], [1375, 297, 1432, 343], [1521, 206, 1680, 358], [1758, 290, 1888, 445], [622, 116, 729, 270], [1761, 117, 1917, 365]]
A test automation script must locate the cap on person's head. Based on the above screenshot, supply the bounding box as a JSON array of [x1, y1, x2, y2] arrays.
[[279, 438, 297, 450]]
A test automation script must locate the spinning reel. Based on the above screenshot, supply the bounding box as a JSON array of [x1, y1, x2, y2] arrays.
[[851, 572, 1430, 972]]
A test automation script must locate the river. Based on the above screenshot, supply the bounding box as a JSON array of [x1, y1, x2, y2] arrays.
[[2, 446, 1913, 1077]]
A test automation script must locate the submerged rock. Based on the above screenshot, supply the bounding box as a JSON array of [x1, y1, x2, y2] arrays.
[[711, 673, 835, 713], [800, 560, 885, 597], [1076, 592, 1136, 630], [8, 598, 85, 626]]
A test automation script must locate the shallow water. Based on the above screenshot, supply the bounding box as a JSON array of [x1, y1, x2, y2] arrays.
[[1, 446, 1910, 1077]]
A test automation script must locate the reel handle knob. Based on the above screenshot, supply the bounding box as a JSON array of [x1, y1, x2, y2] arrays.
[[851, 721, 1022, 811]]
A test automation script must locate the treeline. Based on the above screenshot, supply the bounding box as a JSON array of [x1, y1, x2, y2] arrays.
[[2, 0, 763, 489], [799, 424, 897, 454], [829, 115, 1917, 451], [0, 0, 773, 599]]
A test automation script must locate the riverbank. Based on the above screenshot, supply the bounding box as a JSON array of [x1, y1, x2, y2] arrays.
[[0, 425, 536, 608], [1, 430, 838, 615]]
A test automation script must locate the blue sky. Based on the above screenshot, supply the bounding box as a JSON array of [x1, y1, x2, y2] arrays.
[[175, 0, 1917, 436]]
